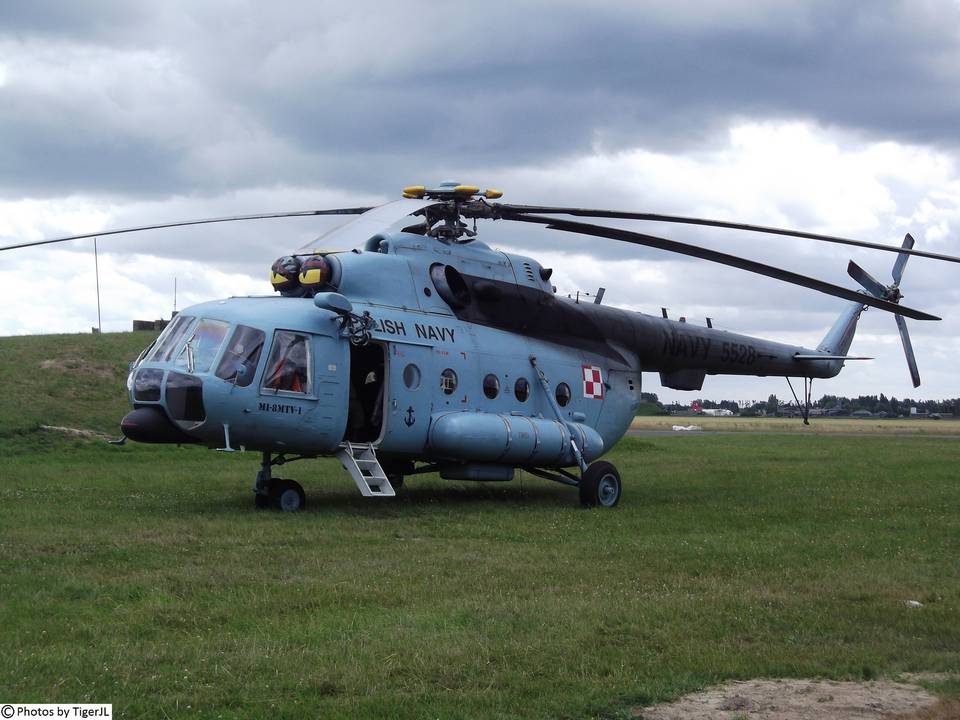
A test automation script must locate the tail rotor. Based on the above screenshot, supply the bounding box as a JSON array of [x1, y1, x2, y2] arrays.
[[847, 234, 922, 387]]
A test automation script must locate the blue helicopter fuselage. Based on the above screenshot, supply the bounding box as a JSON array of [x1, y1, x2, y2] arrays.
[[125, 230, 852, 474]]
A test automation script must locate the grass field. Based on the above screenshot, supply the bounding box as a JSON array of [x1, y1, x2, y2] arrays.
[[631, 414, 960, 435], [1, 332, 958, 718]]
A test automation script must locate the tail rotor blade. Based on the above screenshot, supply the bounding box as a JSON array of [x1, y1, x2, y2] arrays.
[[895, 314, 922, 388], [847, 261, 889, 299], [892, 233, 915, 287]]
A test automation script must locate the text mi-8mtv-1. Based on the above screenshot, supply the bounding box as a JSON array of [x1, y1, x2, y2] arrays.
[[6, 182, 956, 510]]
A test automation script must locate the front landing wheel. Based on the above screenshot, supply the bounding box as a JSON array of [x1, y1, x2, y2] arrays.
[[270, 479, 306, 512], [579, 461, 621, 508]]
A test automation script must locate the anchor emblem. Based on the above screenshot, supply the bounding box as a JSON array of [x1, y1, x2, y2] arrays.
[[404, 406, 416, 427]]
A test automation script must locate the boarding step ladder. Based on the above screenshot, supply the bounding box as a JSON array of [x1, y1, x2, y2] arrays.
[[335, 442, 396, 497]]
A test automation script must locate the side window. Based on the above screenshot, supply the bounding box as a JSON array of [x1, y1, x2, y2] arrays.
[[216, 325, 265, 387], [514, 377, 530, 402], [262, 331, 312, 395], [483, 373, 500, 399], [440, 368, 458, 395]]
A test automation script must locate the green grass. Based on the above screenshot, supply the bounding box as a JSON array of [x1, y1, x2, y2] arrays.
[[1, 432, 958, 719], [0, 332, 958, 718], [0, 330, 158, 436], [631, 414, 960, 435]]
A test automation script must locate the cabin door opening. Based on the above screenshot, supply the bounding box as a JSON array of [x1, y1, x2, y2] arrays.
[[346, 342, 386, 443]]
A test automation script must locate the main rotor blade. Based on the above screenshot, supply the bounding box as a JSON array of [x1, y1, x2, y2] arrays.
[[895, 314, 922, 387], [495, 204, 960, 265], [892, 233, 915, 287], [510, 214, 940, 321], [0, 207, 375, 253], [847, 261, 888, 299], [294, 198, 440, 254]]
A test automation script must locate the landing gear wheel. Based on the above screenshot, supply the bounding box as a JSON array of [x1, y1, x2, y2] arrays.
[[579, 461, 621, 508], [270, 479, 306, 512]]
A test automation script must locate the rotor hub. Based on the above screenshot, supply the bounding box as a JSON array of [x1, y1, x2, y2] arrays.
[[402, 182, 502, 242], [403, 181, 502, 202]]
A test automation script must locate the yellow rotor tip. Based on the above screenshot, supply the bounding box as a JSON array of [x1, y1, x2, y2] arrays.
[[402, 185, 426, 198]]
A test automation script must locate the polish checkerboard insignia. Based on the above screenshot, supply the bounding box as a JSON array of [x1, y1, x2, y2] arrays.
[[582, 365, 604, 399]]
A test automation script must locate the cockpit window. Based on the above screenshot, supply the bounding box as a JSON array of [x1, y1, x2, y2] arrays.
[[175, 319, 230, 374], [132, 340, 155, 370], [215, 325, 265, 387], [262, 331, 312, 395], [148, 315, 195, 363]]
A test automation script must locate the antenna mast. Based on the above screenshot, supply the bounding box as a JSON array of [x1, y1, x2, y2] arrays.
[[93, 237, 102, 334]]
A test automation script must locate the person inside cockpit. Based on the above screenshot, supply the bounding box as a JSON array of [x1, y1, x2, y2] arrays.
[[264, 332, 310, 393]]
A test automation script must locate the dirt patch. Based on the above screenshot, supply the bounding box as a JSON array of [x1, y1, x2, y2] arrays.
[[40, 425, 114, 441], [39, 356, 117, 379], [894, 698, 960, 719], [634, 679, 939, 720]]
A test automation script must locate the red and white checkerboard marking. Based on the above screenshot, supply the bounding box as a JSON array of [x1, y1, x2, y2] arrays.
[[582, 365, 604, 399]]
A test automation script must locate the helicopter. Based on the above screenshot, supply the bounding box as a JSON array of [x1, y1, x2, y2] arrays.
[[4, 181, 958, 510]]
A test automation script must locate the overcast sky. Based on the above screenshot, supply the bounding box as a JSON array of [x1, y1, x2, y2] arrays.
[[1, 0, 958, 403]]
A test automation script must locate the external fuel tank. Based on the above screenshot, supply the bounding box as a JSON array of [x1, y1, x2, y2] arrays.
[[427, 411, 604, 468]]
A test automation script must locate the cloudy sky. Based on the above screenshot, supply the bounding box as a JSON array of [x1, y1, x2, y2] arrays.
[[2, 0, 959, 403]]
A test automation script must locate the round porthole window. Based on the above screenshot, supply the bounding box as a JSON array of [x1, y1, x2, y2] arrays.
[[556, 382, 572, 407], [403, 363, 421, 390], [441, 368, 458, 395], [514, 377, 530, 402], [483, 373, 500, 399]]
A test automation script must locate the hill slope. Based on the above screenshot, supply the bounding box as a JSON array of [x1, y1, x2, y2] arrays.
[[0, 330, 159, 436]]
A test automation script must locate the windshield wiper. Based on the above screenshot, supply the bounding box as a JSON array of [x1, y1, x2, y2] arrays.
[[184, 336, 196, 373]]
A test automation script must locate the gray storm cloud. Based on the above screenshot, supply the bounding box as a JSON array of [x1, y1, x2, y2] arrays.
[[1, 1, 959, 198], [1, 0, 958, 400]]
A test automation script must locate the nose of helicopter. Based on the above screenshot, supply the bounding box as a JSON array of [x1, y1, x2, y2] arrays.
[[120, 406, 200, 444], [123, 367, 207, 443]]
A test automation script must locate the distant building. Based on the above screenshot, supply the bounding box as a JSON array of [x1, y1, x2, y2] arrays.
[[132, 319, 170, 331]]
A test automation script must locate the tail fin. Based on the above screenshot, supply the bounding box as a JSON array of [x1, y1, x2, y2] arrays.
[[818, 301, 866, 356]]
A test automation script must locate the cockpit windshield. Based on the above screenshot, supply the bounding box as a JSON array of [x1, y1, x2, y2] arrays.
[[148, 315, 195, 363], [175, 319, 230, 373]]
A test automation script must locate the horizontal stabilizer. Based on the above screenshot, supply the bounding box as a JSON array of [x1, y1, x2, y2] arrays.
[[793, 354, 873, 360]]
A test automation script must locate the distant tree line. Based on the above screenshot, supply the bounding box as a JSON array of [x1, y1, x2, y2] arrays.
[[639, 391, 958, 417], [810, 394, 957, 416]]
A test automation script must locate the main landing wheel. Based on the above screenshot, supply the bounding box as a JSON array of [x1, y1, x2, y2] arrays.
[[270, 478, 306, 512], [579, 461, 621, 508]]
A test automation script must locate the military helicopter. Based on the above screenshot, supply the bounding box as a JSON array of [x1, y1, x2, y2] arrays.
[[4, 181, 958, 510]]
